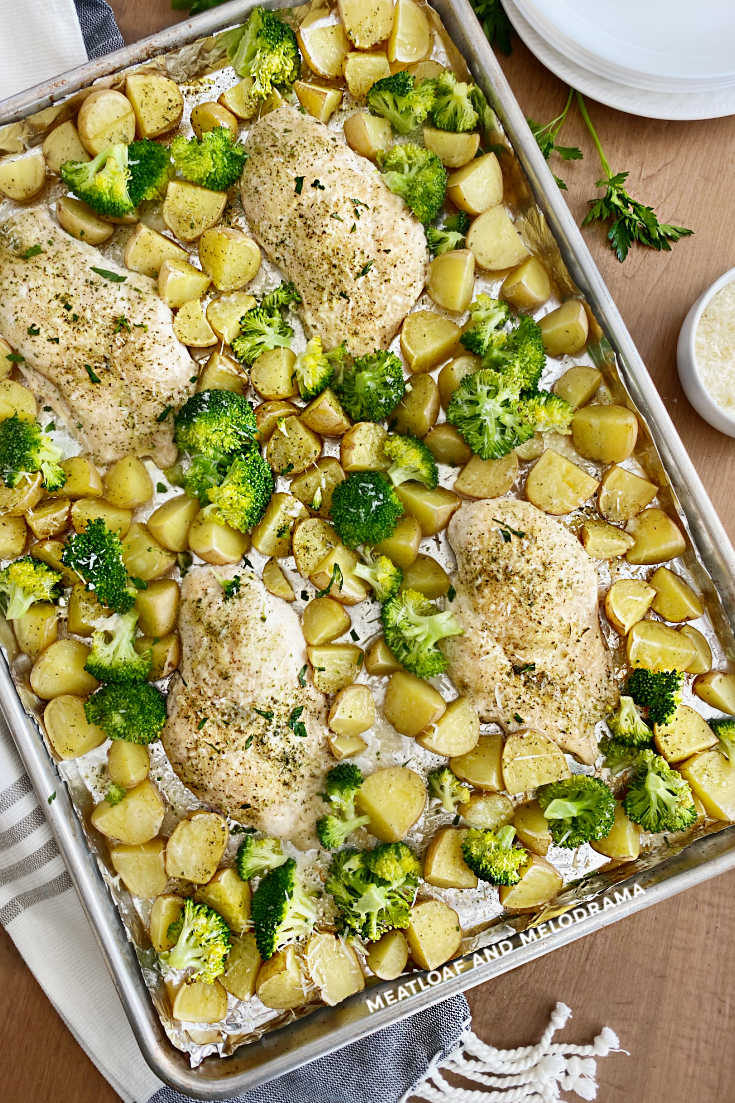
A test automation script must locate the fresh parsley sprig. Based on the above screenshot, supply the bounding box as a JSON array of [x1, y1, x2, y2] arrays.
[[527, 89, 582, 190], [470, 0, 513, 55]]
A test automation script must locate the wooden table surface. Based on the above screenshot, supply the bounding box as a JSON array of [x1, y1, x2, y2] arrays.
[[3, 4, 735, 1101]]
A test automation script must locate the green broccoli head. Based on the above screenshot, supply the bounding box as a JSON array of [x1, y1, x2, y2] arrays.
[[62, 518, 134, 614], [260, 281, 302, 313], [84, 682, 167, 744], [325, 843, 419, 942], [0, 415, 66, 491], [182, 452, 231, 505], [126, 139, 171, 205], [383, 433, 438, 489], [160, 898, 230, 982], [623, 749, 697, 833], [353, 551, 403, 602], [496, 314, 547, 390], [606, 695, 653, 747], [235, 834, 288, 881], [461, 825, 528, 885], [61, 144, 133, 218], [206, 449, 274, 532], [599, 735, 640, 776], [292, 336, 335, 400], [537, 776, 616, 848], [231, 306, 294, 367], [447, 368, 536, 460], [174, 389, 257, 461], [460, 294, 511, 358], [0, 557, 62, 620], [330, 471, 404, 548], [316, 764, 370, 849], [378, 143, 447, 225], [381, 588, 462, 679], [224, 7, 301, 97], [710, 717, 735, 762], [84, 610, 152, 684], [527, 391, 574, 434], [105, 782, 127, 806], [626, 668, 684, 727], [170, 127, 247, 191], [427, 765, 471, 813], [425, 211, 470, 256], [334, 350, 405, 422], [251, 857, 316, 959], [429, 72, 479, 132], [366, 72, 435, 134]]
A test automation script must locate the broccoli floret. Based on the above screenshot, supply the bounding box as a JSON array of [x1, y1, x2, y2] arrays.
[[383, 433, 438, 489], [460, 294, 511, 359], [0, 415, 66, 491], [427, 765, 471, 813], [461, 825, 528, 885], [527, 391, 574, 433], [292, 335, 334, 400], [84, 682, 167, 744], [170, 127, 247, 191], [366, 72, 434, 134], [223, 7, 300, 98], [606, 695, 653, 747], [381, 588, 462, 679], [469, 84, 495, 132], [599, 736, 640, 775], [126, 139, 171, 205], [330, 471, 404, 548], [537, 776, 616, 848], [333, 350, 405, 422], [429, 72, 479, 132], [260, 281, 302, 313], [84, 610, 152, 684], [231, 306, 294, 367], [316, 763, 370, 851], [62, 518, 134, 614], [498, 314, 547, 389], [160, 898, 230, 982], [425, 211, 470, 256], [250, 857, 316, 959], [378, 143, 447, 225], [447, 369, 536, 459], [235, 834, 287, 880], [174, 389, 257, 461], [325, 843, 419, 942], [105, 782, 127, 806], [354, 551, 403, 602], [623, 749, 697, 833], [61, 144, 133, 218], [182, 453, 230, 505], [626, 668, 684, 728], [206, 450, 274, 532], [710, 717, 735, 761], [0, 557, 62, 620]]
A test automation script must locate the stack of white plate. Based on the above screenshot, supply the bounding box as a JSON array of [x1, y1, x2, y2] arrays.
[[503, 0, 735, 119]]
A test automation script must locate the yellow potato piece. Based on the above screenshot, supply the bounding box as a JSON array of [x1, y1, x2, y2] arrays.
[[427, 249, 476, 313], [298, 8, 350, 78], [438, 354, 480, 409], [108, 741, 150, 788], [197, 349, 245, 391], [222, 933, 261, 1000], [499, 854, 563, 911], [455, 451, 519, 499], [14, 603, 58, 660], [103, 455, 153, 509], [125, 72, 184, 138], [461, 792, 514, 830], [390, 374, 440, 439], [291, 516, 339, 576], [450, 732, 504, 790], [77, 89, 136, 155], [423, 127, 480, 169], [401, 310, 461, 373], [256, 948, 308, 1010], [30, 639, 98, 699], [196, 868, 251, 934], [598, 464, 657, 523], [110, 838, 168, 899], [328, 732, 368, 760], [447, 152, 503, 215], [374, 514, 422, 568], [501, 729, 571, 795], [123, 223, 186, 278], [693, 671, 735, 713], [423, 827, 477, 889], [0, 515, 27, 559], [90, 780, 164, 845], [356, 766, 427, 841], [301, 388, 351, 437], [56, 196, 114, 245], [206, 291, 257, 345], [0, 380, 38, 420], [158, 258, 211, 308], [165, 811, 228, 883], [219, 78, 258, 120], [262, 558, 295, 601], [401, 554, 451, 599], [383, 671, 446, 737], [625, 508, 686, 565], [266, 415, 322, 475], [366, 930, 409, 980], [552, 364, 602, 408], [150, 894, 185, 952], [173, 299, 217, 348], [339, 0, 394, 48], [252, 492, 309, 559], [122, 522, 176, 581], [394, 482, 459, 535], [406, 900, 462, 969], [539, 300, 589, 357], [590, 803, 641, 862], [43, 120, 88, 175], [294, 80, 342, 123], [572, 405, 638, 464], [512, 800, 552, 856], [308, 643, 363, 693], [199, 226, 261, 292], [604, 578, 656, 635], [135, 578, 179, 637], [306, 932, 365, 1006], [388, 0, 431, 63], [467, 206, 528, 271], [343, 112, 392, 161], [43, 694, 105, 759], [501, 256, 551, 310], [417, 695, 480, 757], [525, 449, 599, 515], [649, 566, 703, 622], [190, 101, 238, 139], [328, 684, 375, 737], [310, 545, 369, 605], [364, 636, 402, 676], [163, 181, 227, 243], [580, 519, 634, 559], [680, 749, 735, 821], [626, 620, 697, 672], [172, 979, 228, 1023], [343, 53, 391, 102], [301, 596, 351, 646], [425, 424, 472, 467], [148, 495, 199, 552], [25, 498, 71, 542], [680, 625, 712, 675], [654, 705, 717, 764]]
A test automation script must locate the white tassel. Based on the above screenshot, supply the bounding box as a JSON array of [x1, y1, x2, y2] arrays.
[[403, 1002, 624, 1103]]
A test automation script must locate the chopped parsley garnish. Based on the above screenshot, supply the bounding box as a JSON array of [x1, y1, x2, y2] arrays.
[[493, 517, 526, 542], [315, 562, 343, 598], [156, 482, 167, 494], [20, 245, 43, 259], [6, 353, 24, 363], [90, 266, 126, 283], [156, 405, 173, 422], [294, 175, 304, 194], [356, 260, 374, 278], [221, 575, 241, 600], [312, 179, 325, 190], [27, 324, 40, 336], [298, 664, 308, 687], [197, 717, 209, 730], [113, 316, 131, 333], [84, 364, 101, 383], [254, 707, 274, 720], [129, 577, 148, 591], [288, 705, 307, 739]]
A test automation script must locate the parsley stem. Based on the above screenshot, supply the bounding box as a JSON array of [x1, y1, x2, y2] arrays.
[[575, 92, 612, 180], [540, 87, 574, 142]]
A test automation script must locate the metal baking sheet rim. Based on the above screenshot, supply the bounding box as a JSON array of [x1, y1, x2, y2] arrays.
[[2, 0, 735, 1096]]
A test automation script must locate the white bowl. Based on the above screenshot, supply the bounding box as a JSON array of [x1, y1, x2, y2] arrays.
[[677, 266, 735, 438]]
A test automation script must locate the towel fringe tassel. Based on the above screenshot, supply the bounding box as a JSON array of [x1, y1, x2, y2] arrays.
[[404, 1003, 625, 1103]]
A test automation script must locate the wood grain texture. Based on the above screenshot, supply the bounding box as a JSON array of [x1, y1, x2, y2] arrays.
[[2, 5, 734, 1102]]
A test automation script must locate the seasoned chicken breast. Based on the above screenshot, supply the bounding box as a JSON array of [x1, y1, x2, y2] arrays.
[[444, 498, 617, 763], [0, 208, 194, 466], [241, 106, 428, 354], [162, 564, 330, 846]]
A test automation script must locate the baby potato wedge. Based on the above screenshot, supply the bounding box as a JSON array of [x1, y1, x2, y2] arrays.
[[251, 348, 298, 401], [425, 424, 472, 467], [654, 704, 717, 764], [626, 620, 696, 672], [206, 291, 257, 345], [25, 498, 71, 542], [400, 554, 451, 599], [598, 464, 657, 522], [374, 514, 422, 569], [165, 811, 228, 883], [590, 802, 641, 862], [417, 695, 479, 757], [454, 451, 518, 499], [539, 300, 589, 357], [308, 643, 363, 694], [163, 181, 227, 242], [300, 389, 351, 437], [0, 515, 27, 559], [158, 258, 211, 309], [498, 854, 563, 911], [694, 671, 735, 713], [406, 900, 462, 970], [30, 639, 98, 699], [126, 72, 184, 138], [343, 52, 390, 99], [148, 494, 200, 552], [501, 729, 571, 796], [512, 800, 553, 856], [262, 558, 295, 601], [450, 733, 503, 791], [328, 732, 368, 760], [329, 684, 375, 737], [340, 421, 389, 472], [43, 694, 106, 759], [256, 948, 309, 1010], [0, 379, 38, 420], [306, 932, 365, 1006], [467, 206, 528, 271], [401, 310, 461, 373], [292, 517, 340, 576], [110, 838, 168, 899], [309, 545, 369, 605], [298, 7, 350, 78], [626, 508, 686, 565], [103, 455, 153, 510], [266, 416, 322, 476], [339, 0, 394, 48], [604, 578, 656, 635], [423, 127, 479, 169], [366, 930, 408, 980], [424, 827, 477, 889], [43, 120, 88, 174], [680, 749, 735, 821], [395, 482, 459, 535], [364, 636, 402, 676], [388, 0, 432, 63], [462, 792, 514, 830], [135, 579, 180, 638], [172, 979, 228, 1023], [649, 566, 703, 622], [0, 149, 45, 202], [580, 519, 634, 559], [294, 80, 342, 123], [302, 596, 351, 646], [197, 352, 246, 398], [56, 196, 114, 245], [552, 364, 602, 409], [572, 405, 638, 464], [123, 223, 186, 278], [427, 249, 476, 313], [525, 450, 599, 515], [680, 625, 712, 675], [190, 101, 238, 139], [438, 354, 481, 409], [343, 112, 392, 161], [149, 894, 185, 952], [501, 256, 551, 311], [221, 933, 261, 1000], [173, 299, 217, 348], [390, 374, 441, 439], [77, 89, 136, 154], [447, 153, 503, 215], [108, 741, 150, 789], [251, 493, 309, 559], [90, 780, 164, 845], [56, 456, 103, 500], [122, 522, 176, 581], [199, 227, 261, 292], [195, 868, 251, 934], [356, 766, 426, 842], [14, 602, 58, 660], [384, 671, 446, 737]]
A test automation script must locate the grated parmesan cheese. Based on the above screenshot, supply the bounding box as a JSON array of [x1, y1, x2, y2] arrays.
[[695, 279, 735, 412]]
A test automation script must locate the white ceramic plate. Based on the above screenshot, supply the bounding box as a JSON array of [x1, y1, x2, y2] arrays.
[[504, 0, 735, 120], [516, 0, 735, 88]]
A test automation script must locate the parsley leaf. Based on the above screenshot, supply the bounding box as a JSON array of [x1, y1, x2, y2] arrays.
[[85, 364, 101, 383], [288, 705, 307, 739], [527, 90, 582, 190], [470, 0, 513, 55], [20, 244, 43, 259], [91, 266, 126, 283], [315, 562, 343, 598]]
